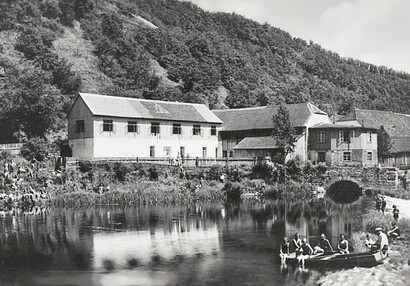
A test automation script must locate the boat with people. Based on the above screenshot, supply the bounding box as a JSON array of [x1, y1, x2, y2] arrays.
[[283, 251, 388, 268]]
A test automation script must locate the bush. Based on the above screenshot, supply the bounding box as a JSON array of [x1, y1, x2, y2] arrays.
[[148, 166, 159, 181], [222, 181, 242, 201], [362, 210, 393, 233], [113, 162, 131, 182], [20, 137, 49, 161], [78, 160, 93, 173]]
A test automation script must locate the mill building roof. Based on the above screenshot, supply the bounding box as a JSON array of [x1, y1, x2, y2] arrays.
[[212, 102, 326, 131], [72, 93, 222, 124]]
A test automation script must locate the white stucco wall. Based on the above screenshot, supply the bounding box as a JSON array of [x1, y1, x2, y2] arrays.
[[70, 117, 221, 158]]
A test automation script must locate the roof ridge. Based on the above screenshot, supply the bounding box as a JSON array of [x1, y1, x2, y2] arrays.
[[79, 93, 207, 107], [212, 106, 267, 112]]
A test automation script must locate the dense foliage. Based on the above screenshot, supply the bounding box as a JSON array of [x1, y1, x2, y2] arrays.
[[1, 0, 410, 144]]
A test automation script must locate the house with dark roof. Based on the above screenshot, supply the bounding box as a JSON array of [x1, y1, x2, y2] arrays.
[[68, 93, 222, 158], [308, 123, 378, 166], [337, 108, 410, 166], [212, 102, 331, 161]]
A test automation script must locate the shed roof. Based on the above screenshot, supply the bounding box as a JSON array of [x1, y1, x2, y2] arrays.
[[338, 108, 410, 137], [74, 93, 222, 124], [233, 136, 280, 150], [212, 102, 326, 131]]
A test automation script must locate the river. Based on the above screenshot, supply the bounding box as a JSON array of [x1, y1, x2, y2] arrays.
[[0, 198, 370, 285]]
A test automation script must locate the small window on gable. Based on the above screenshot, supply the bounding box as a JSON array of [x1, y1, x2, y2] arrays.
[[367, 131, 372, 143], [103, 119, 113, 132], [76, 120, 85, 133], [318, 131, 325, 143], [128, 121, 139, 133]]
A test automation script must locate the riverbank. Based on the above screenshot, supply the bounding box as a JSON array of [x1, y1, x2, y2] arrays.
[[1, 160, 321, 206], [318, 197, 410, 286]]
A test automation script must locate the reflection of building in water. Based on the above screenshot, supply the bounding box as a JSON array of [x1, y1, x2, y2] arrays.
[[92, 220, 219, 270], [283, 201, 362, 247]]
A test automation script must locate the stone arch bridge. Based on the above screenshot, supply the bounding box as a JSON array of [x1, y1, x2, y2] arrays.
[[317, 167, 398, 203]]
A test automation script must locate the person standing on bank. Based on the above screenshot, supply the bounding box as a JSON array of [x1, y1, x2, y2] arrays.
[[381, 196, 387, 214], [392, 205, 400, 221]]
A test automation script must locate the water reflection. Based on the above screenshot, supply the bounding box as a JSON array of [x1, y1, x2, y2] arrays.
[[0, 198, 367, 285]]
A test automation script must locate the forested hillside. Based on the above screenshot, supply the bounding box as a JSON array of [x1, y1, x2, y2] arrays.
[[1, 0, 410, 145]]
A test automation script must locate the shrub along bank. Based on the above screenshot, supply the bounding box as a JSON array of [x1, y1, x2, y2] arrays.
[[42, 158, 325, 206]]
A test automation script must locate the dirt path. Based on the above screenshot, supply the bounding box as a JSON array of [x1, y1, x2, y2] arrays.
[[384, 196, 410, 219]]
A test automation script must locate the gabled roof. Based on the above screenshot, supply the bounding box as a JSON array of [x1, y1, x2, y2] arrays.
[[233, 136, 280, 150], [391, 138, 410, 153], [338, 108, 410, 137], [73, 93, 222, 124], [212, 102, 326, 131]]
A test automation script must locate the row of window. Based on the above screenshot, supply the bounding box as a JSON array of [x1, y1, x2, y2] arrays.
[[75, 120, 218, 136], [317, 130, 373, 143], [149, 146, 210, 158], [317, 151, 373, 162]]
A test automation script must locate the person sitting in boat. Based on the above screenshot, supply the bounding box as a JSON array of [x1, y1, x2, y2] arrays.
[[291, 233, 302, 253], [314, 233, 334, 254], [337, 234, 349, 254], [279, 237, 290, 261], [364, 234, 374, 250], [387, 222, 400, 241], [296, 238, 313, 265], [371, 227, 389, 253]]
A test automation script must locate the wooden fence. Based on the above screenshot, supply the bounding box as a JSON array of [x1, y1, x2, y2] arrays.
[[66, 157, 259, 168]]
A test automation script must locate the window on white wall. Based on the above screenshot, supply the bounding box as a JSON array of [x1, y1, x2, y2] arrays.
[[343, 152, 351, 161], [211, 125, 217, 136], [318, 131, 325, 143], [172, 123, 182, 135], [150, 146, 155, 157], [151, 122, 160, 135], [193, 125, 202, 136], [127, 121, 139, 133], [202, 147, 207, 158], [103, 119, 113, 132], [367, 152, 372, 161], [367, 131, 372, 142], [350, 130, 355, 143]]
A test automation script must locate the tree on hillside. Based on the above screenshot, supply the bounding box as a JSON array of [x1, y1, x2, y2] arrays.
[[272, 105, 296, 162], [377, 126, 392, 163]]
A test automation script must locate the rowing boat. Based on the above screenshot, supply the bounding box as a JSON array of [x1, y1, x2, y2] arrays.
[[283, 251, 388, 268]]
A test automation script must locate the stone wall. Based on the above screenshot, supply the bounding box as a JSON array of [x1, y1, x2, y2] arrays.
[[322, 166, 398, 191]]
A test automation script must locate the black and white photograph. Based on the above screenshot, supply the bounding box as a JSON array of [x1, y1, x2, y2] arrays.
[[0, 0, 409, 285]]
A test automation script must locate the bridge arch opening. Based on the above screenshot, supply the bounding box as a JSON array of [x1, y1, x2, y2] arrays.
[[326, 180, 362, 204]]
